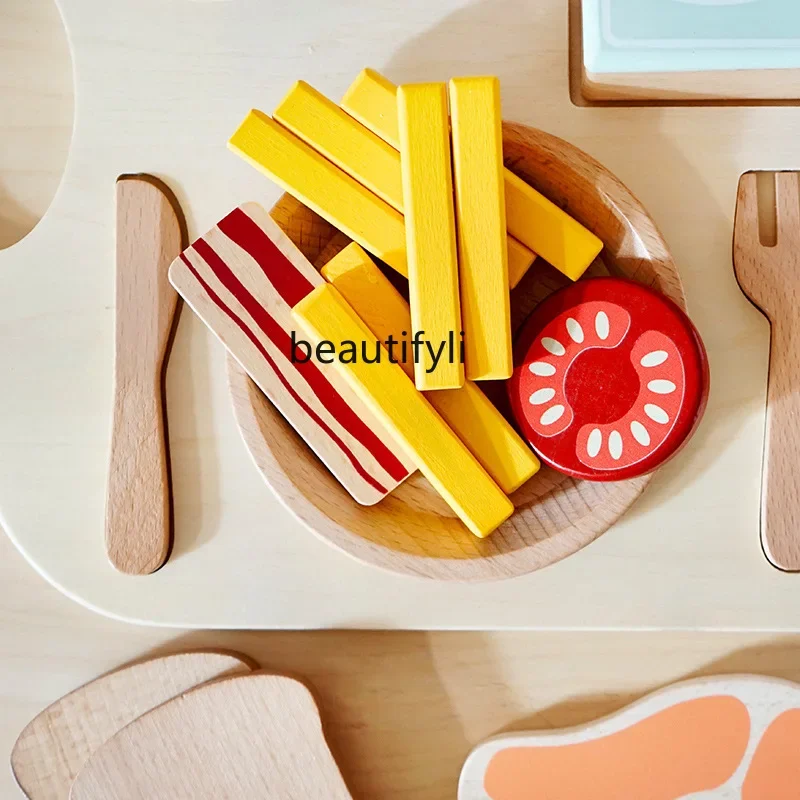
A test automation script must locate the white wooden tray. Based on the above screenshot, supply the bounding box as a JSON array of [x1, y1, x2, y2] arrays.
[[0, 0, 791, 629]]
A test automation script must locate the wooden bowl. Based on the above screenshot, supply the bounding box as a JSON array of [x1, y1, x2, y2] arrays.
[[227, 122, 685, 581]]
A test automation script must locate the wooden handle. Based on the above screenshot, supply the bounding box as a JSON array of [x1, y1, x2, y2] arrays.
[[106, 176, 183, 575], [734, 172, 800, 571], [762, 317, 800, 570]]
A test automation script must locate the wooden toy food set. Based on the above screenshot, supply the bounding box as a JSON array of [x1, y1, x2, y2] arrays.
[[0, 0, 796, 629], [15, 655, 800, 798], [167, 66, 709, 564]]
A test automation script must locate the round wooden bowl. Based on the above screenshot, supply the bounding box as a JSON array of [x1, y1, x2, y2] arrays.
[[227, 122, 685, 581]]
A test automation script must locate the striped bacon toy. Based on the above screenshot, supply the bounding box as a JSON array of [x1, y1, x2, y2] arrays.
[[169, 203, 413, 505]]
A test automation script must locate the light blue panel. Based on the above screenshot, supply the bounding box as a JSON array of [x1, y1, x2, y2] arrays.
[[583, 0, 800, 74]]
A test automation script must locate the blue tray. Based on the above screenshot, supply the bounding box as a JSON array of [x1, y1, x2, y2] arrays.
[[584, 0, 800, 74]]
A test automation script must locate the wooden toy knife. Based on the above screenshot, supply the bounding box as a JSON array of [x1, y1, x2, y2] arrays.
[[106, 176, 183, 575]]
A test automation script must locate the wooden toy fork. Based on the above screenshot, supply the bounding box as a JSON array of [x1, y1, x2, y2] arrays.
[[734, 171, 800, 571]]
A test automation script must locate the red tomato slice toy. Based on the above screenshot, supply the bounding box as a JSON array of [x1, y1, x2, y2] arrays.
[[508, 277, 709, 482]]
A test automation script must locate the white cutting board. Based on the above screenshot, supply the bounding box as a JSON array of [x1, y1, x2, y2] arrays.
[[0, 0, 793, 629]]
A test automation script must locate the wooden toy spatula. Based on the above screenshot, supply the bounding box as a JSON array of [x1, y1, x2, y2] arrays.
[[106, 176, 184, 574], [734, 172, 800, 571]]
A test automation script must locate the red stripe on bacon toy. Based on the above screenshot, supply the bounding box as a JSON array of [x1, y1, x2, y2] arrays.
[[169, 202, 414, 505]]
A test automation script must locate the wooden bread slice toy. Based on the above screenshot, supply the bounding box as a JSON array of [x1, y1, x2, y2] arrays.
[[70, 672, 353, 800], [12, 651, 252, 799]]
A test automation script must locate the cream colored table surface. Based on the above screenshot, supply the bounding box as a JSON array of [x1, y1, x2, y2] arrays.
[[5, 3, 800, 798], [0, 0, 791, 630]]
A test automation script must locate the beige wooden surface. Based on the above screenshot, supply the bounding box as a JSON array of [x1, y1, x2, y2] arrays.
[[3, 3, 800, 799], [0, 0, 782, 631], [9, 531, 800, 800]]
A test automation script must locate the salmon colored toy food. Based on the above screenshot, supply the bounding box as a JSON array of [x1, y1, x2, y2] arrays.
[[743, 708, 800, 798], [509, 277, 708, 481], [459, 675, 800, 800], [482, 697, 748, 800]]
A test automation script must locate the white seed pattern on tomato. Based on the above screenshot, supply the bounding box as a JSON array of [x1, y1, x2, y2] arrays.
[[641, 350, 668, 368], [542, 337, 565, 356], [595, 311, 610, 340], [575, 329, 686, 471], [540, 405, 565, 426], [645, 404, 669, 424], [608, 430, 623, 461], [529, 362, 556, 377], [566, 317, 584, 344], [648, 379, 676, 395], [630, 420, 651, 446], [530, 388, 556, 405], [518, 301, 632, 440]]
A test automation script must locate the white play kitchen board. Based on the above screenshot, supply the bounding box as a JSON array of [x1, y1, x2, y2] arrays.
[[0, 0, 796, 629]]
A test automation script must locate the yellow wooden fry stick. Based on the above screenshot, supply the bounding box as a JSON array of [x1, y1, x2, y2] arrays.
[[228, 110, 408, 276], [293, 283, 514, 538], [397, 82, 464, 390], [274, 79, 534, 288], [322, 244, 540, 493], [343, 68, 603, 282], [450, 76, 513, 381]]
